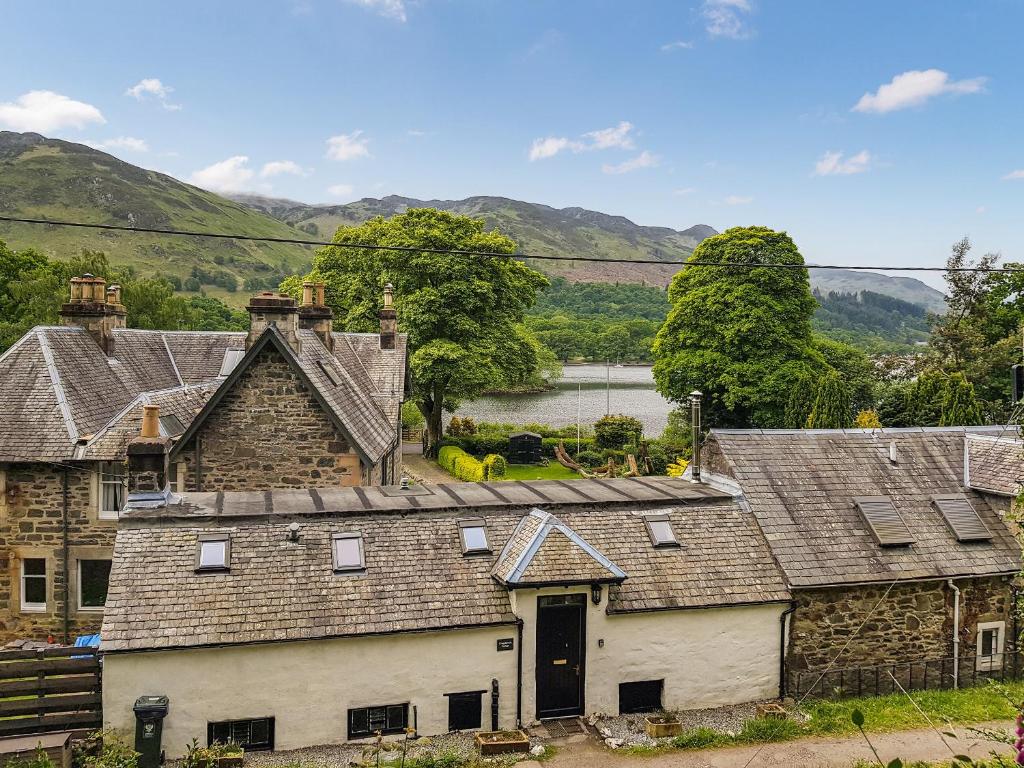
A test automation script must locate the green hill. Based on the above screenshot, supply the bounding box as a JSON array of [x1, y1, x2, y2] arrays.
[[0, 132, 314, 301]]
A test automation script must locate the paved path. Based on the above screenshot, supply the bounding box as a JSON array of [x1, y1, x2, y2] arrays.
[[401, 452, 456, 484], [544, 721, 1014, 768]]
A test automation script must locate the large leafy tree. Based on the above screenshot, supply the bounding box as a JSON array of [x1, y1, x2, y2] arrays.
[[652, 226, 821, 428], [806, 369, 853, 428], [297, 208, 548, 454]]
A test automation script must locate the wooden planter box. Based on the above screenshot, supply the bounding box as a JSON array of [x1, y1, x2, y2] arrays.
[[755, 703, 787, 720], [643, 716, 683, 739], [475, 730, 530, 756]]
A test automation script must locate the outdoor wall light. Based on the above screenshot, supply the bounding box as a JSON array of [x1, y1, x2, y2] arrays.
[[591, 584, 602, 605]]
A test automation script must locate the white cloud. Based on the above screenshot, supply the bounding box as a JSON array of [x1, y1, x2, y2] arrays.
[[673, 187, 696, 196], [326, 183, 355, 200], [528, 136, 584, 161], [326, 130, 370, 161], [660, 40, 693, 51], [83, 136, 149, 153], [1002, 169, 1024, 180], [125, 78, 181, 111], [602, 151, 659, 175], [584, 121, 635, 150], [853, 69, 986, 114], [528, 121, 637, 161], [976, 206, 986, 214], [407, 129, 427, 137], [260, 160, 308, 178], [724, 194, 753, 205], [0, 91, 105, 133], [189, 156, 255, 192], [344, 0, 406, 21], [814, 149, 872, 176], [702, 0, 753, 39]]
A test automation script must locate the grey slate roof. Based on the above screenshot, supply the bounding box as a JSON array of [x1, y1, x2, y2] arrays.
[[965, 433, 1023, 497], [101, 478, 790, 652], [705, 427, 1022, 588]]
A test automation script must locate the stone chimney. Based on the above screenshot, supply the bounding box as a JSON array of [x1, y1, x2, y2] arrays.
[[246, 292, 300, 352], [127, 405, 172, 494], [379, 283, 397, 351], [58, 274, 127, 354], [298, 281, 334, 352]]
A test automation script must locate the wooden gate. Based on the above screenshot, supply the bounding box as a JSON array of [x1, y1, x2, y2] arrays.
[[0, 646, 101, 737]]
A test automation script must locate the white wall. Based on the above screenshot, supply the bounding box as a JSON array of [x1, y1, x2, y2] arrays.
[[103, 626, 519, 755], [510, 587, 785, 723]]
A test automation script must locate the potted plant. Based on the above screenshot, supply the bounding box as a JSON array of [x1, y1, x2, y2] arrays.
[[474, 729, 531, 756], [643, 713, 683, 738], [183, 740, 244, 768]]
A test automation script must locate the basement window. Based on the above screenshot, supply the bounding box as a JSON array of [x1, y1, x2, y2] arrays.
[[348, 703, 408, 739], [446, 691, 484, 731], [619, 680, 664, 715], [332, 533, 365, 572], [643, 514, 679, 548], [458, 519, 490, 554], [208, 717, 275, 751], [977, 621, 1006, 672], [218, 349, 245, 377], [196, 534, 231, 572], [20, 558, 46, 613]]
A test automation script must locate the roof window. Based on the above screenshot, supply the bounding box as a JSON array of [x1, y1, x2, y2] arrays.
[[316, 359, 341, 386], [196, 534, 231, 572], [854, 496, 914, 546], [932, 495, 992, 542], [458, 519, 490, 554], [159, 413, 185, 437], [218, 349, 244, 377], [332, 533, 365, 572], [644, 513, 679, 548]]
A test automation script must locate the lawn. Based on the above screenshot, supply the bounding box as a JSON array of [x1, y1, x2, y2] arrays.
[[499, 463, 581, 481]]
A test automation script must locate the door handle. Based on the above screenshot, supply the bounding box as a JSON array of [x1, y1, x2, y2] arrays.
[[573, 664, 580, 676]]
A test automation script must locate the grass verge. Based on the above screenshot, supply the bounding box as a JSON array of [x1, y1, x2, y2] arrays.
[[498, 463, 581, 481]]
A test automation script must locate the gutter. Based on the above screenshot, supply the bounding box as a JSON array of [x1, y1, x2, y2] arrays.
[[948, 579, 961, 689], [778, 601, 797, 699]]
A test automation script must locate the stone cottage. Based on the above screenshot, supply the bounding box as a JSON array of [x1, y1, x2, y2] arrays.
[[701, 426, 1022, 696], [100, 476, 791, 754], [0, 276, 406, 643]]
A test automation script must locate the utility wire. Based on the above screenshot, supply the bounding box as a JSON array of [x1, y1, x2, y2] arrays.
[[1, 214, 1021, 273]]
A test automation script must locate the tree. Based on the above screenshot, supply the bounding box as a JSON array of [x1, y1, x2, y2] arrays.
[[940, 372, 984, 426], [806, 369, 853, 428], [784, 371, 817, 429], [299, 208, 548, 455], [594, 414, 643, 449], [652, 226, 821, 428], [854, 409, 882, 429]]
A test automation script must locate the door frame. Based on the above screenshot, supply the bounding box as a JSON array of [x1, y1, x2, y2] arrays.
[[534, 593, 586, 719]]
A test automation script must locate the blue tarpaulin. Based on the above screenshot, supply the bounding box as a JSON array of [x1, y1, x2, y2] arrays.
[[74, 634, 100, 648]]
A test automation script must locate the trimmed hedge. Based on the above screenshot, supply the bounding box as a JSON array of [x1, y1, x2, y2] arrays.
[[438, 446, 506, 482], [440, 435, 599, 459]]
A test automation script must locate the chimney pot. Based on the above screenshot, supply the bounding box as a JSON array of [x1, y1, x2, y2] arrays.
[[315, 283, 326, 307], [58, 274, 126, 353], [383, 283, 394, 309], [141, 405, 160, 438], [301, 281, 315, 307], [379, 284, 397, 350]]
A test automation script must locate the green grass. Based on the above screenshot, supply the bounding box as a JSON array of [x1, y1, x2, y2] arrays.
[[498, 464, 581, 481]]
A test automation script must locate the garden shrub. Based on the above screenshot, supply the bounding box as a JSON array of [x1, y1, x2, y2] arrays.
[[574, 450, 604, 467], [594, 414, 643, 449], [446, 416, 477, 437], [9, 749, 56, 768], [483, 453, 507, 479], [439, 446, 506, 481], [74, 731, 138, 768], [438, 435, 509, 457]]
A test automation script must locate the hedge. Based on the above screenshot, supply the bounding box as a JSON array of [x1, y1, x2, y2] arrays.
[[438, 446, 506, 482], [439, 435, 598, 459]]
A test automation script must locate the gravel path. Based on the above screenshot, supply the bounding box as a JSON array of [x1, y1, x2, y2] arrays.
[[402, 453, 457, 483], [595, 701, 769, 749]]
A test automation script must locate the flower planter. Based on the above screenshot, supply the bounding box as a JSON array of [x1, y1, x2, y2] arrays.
[[643, 715, 683, 739], [193, 753, 244, 768], [475, 730, 531, 755], [755, 702, 787, 720]]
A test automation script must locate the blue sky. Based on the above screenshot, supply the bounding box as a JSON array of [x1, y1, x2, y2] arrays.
[[2, 0, 1023, 289]]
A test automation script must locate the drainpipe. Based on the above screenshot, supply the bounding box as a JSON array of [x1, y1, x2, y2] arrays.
[[515, 618, 524, 728], [61, 468, 70, 645], [778, 602, 797, 699], [949, 579, 961, 689]]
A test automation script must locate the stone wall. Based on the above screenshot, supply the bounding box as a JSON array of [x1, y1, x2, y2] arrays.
[[0, 463, 113, 643], [178, 345, 375, 491], [788, 576, 1014, 692]]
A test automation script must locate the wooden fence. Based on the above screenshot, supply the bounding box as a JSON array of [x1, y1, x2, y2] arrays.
[[0, 646, 101, 737]]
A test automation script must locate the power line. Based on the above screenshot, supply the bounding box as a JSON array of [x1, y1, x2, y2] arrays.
[[1, 214, 1021, 273]]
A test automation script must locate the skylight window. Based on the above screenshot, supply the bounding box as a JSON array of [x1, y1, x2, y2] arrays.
[[458, 519, 490, 554], [644, 513, 679, 548], [854, 496, 914, 547], [159, 413, 186, 437], [196, 534, 231, 572], [316, 359, 341, 386], [932, 495, 992, 542], [218, 349, 245, 377], [332, 533, 365, 572]]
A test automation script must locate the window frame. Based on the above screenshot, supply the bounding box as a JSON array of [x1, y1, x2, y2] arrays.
[[643, 513, 680, 548], [195, 534, 231, 573], [347, 703, 409, 740], [97, 461, 126, 521], [977, 620, 1006, 671], [445, 690, 484, 732], [20, 558, 47, 613], [218, 349, 245, 377], [332, 532, 365, 573], [207, 717, 275, 751], [458, 519, 491, 555], [618, 679, 665, 715], [77, 558, 112, 611]]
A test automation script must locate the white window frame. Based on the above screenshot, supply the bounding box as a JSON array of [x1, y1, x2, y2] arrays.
[[77, 558, 111, 612], [458, 519, 490, 555], [20, 558, 47, 613], [976, 620, 1006, 671], [98, 461, 125, 521], [196, 534, 231, 572], [332, 532, 365, 572]]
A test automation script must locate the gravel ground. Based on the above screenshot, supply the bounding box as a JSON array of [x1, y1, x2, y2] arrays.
[[595, 700, 777, 748]]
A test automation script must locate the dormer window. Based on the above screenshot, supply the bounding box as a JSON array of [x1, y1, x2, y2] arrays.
[[333, 533, 365, 572], [196, 534, 230, 572], [644, 513, 679, 548], [458, 519, 490, 554]]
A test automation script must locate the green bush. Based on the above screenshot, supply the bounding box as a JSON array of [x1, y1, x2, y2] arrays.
[[737, 717, 801, 743], [9, 748, 56, 768], [439, 446, 507, 482], [401, 402, 425, 430], [671, 727, 727, 749], [594, 414, 644, 449], [574, 449, 604, 467], [439, 434, 510, 457], [446, 416, 477, 437], [483, 453, 507, 479], [74, 731, 138, 768]]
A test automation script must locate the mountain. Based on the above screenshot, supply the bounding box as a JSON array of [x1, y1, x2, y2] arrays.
[[0, 132, 314, 299], [806, 268, 946, 314]]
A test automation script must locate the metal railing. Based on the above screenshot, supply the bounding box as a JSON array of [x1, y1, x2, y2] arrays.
[[791, 652, 1023, 700]]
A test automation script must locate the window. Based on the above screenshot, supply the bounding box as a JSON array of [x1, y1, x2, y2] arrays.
[[316, 359, 341, 386], [458, 519, 490, 554], [619, 680, 664, 714], [977, 621, 1006, 671], [208, 717, 274, 751], [348, 704, 408, 739], [643, 514, 679, 548], [196, 534, 230, 572], [169, 463, 186, 493], [20, 558, 46, 612], [78, 559, 111, 610], [932, 495, 992, 542], [218, 349, 245, 377], [332, 533, 365, 572], [98, 461, 125, 520], [854, 496, 914, 546], [446, 691, 483, 731], [159, 414, 186, 437]]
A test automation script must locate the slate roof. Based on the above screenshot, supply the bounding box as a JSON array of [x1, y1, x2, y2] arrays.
[[965, 433, 1023, 497], [0, 324, 406, 464], [705, 427, 1022, 588], [101, 478, 790, 652]]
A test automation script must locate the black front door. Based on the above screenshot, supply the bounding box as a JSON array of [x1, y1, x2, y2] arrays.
[[536, 594, 586, 718]]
